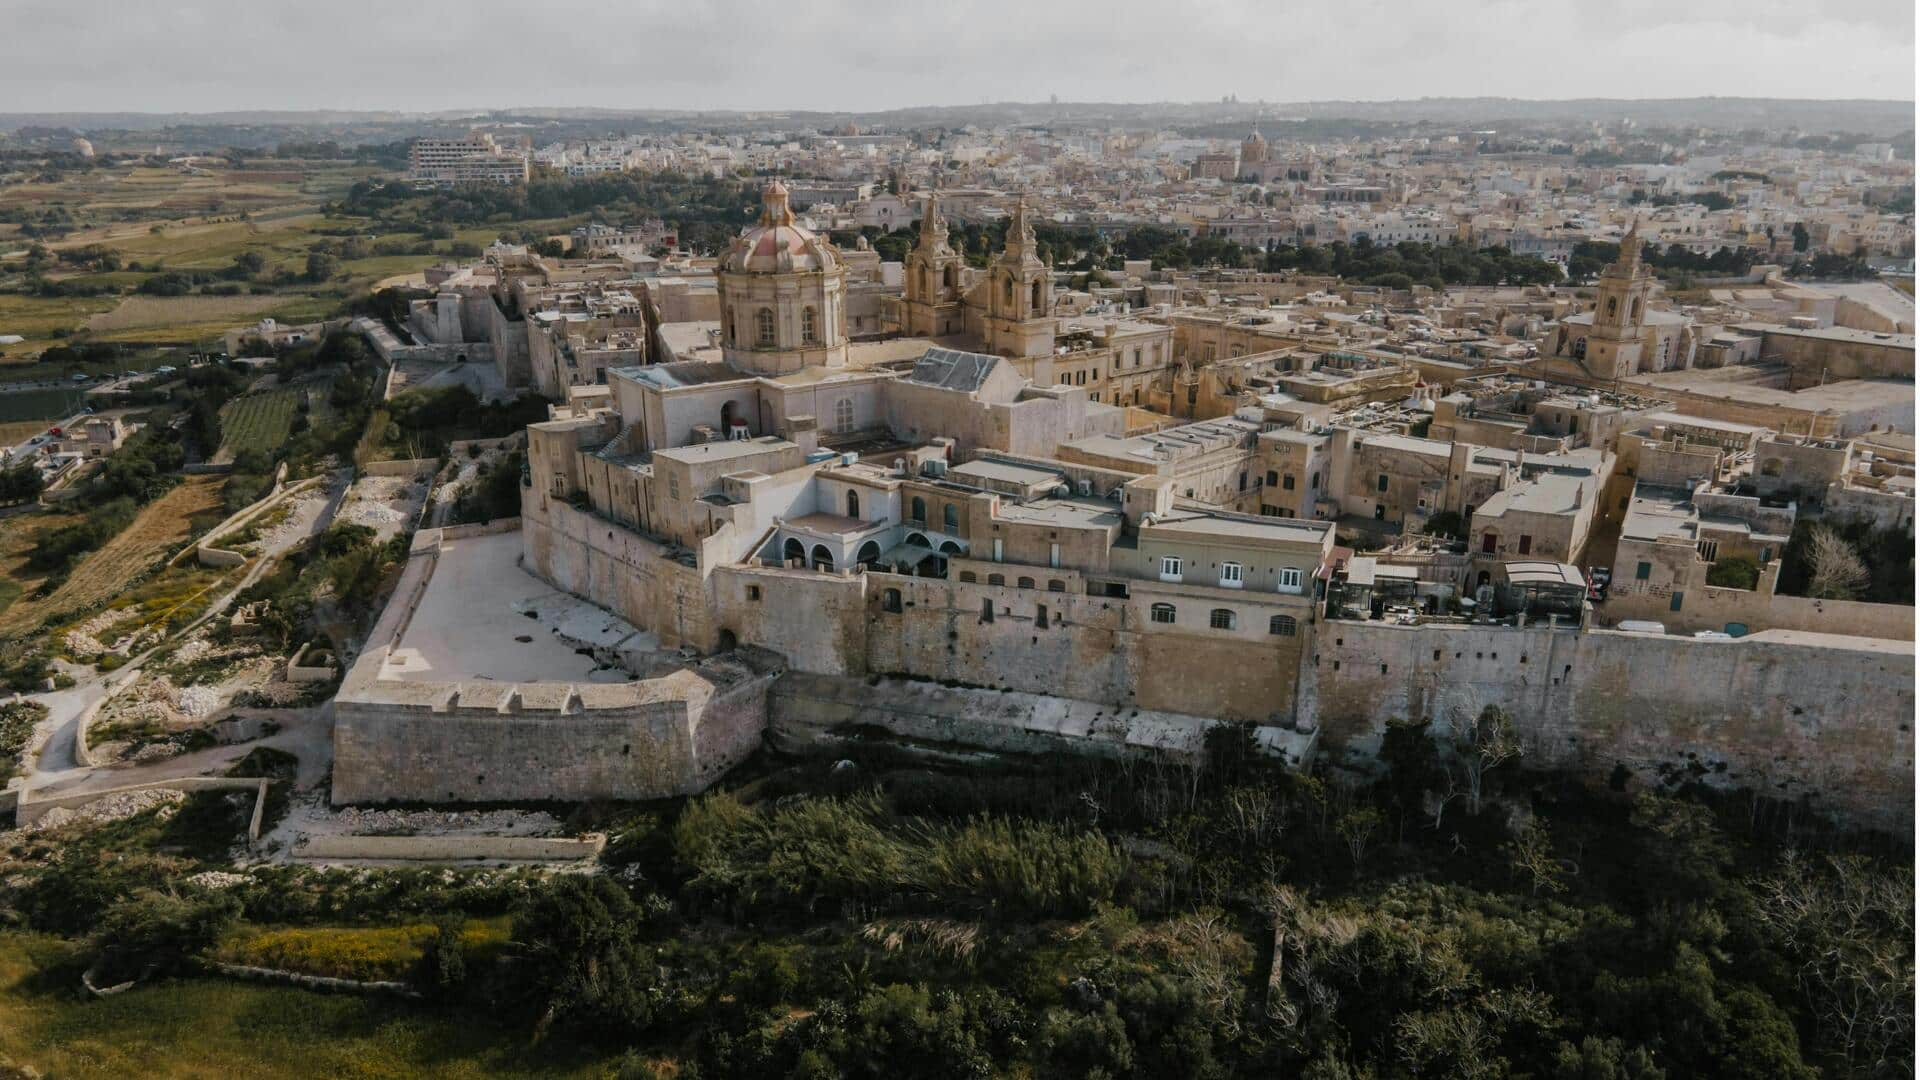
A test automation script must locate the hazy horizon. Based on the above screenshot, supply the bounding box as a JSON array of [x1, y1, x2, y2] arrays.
[[4, 0, 1913, 115]]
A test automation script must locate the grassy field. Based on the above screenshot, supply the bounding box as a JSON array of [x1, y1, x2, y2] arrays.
[[213, 386, 302, 464], [0, 419, 50, 444], [0, 934, 618, 1079], [85, 294, 289, 334], [1, 161, 594, 363], [0, 509, 83, 618], [0, 476, 225, 638]]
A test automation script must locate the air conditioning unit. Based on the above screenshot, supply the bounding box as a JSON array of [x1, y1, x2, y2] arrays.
[[1077, 479, 1092, 496]]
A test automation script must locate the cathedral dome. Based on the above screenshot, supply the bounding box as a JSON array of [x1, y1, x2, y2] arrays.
[[724, 179, 839, 274]]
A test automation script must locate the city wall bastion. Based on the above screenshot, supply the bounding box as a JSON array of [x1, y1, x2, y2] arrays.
[[338, 506, 1914, 834], [331, 523, 777, 805]]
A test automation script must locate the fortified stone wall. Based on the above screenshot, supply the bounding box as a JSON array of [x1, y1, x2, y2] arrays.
[[857, 571, 1309, 724], [1303, 620, 1914, 832], [521, 499, 711, 649], [507, 504, 1912, 829], [333, 522, 775, 806]]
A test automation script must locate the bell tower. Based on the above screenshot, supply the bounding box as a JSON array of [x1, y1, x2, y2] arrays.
[[902, 193, 968, 337], [1584, 222, 1654, 379], [982, 200, 1055, 358]]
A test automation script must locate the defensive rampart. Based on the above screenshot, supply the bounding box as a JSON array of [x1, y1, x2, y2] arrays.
[[1303, 620, 1914, 832]]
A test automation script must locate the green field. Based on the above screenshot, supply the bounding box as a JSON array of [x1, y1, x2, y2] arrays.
[[0, 934, 616, 1079], [214, 386, 302, 464]]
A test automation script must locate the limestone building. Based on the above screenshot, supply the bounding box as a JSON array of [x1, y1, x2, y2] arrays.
[[1543, 225, 1695, 378]]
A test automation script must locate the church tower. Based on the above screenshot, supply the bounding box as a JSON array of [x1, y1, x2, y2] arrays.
[[1584, 222, 1654, 379], [901, 193, 968, 338], [981, 200, 1055, 359]]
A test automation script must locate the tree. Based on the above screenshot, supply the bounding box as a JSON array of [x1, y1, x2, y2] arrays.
[[304, 251, 339, 283], [1705, 556, 1760, 590], [1505, 818, 1571, 896], [1805, 525, 1868, 600], [1445, 700, 1520, 815], [90, 887, 240, 985], [511, 875, 656, 1041]]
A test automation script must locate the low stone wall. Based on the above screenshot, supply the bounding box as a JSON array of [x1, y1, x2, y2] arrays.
[[203, 960, 419, 997], [14, 776, 272, 838], [447, 434, 524, 458], [1602, 582, 1914, 641], [360, 457, 441, 479], [187, 466, 328, 569], [285, 642, 338, 684], [295, 831, 606, 862]]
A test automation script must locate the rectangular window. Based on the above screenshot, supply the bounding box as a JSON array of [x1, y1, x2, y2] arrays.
[[1283, 474, 1295, 490], [1518, 535, 1532, 555], [992, 538, 1004, 563], [1220, 562, 1243, 588], [1277, 567, 1303, 593], [1696, 539, 1718, 563], [1635, 561, 1652, 581], [1376, 473, 1389, 492], [1160, 556, 1182, 582], [1049, 543, 1061, 569], [1670, 591, 1685, 612], [1150, 603, 1176, 624], [1482, 533, 1497, 554]]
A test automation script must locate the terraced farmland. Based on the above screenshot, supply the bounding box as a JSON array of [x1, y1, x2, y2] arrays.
[[214, 388, 301, 465], [0, 476, 224, 638]]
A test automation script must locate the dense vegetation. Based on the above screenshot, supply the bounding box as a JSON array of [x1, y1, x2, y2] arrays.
[[335, 172, 757, 255], [1775, 517, 1915, 605], [1, 719, 1907, 1078]]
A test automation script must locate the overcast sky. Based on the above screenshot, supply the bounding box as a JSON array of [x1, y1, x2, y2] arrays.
[[4, 0, 1913, 114]]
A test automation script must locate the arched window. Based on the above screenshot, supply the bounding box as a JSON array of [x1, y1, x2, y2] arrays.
[[943, 264, 956, 289], [1003, 276, 1014, 307], [911, 497, 927, 523], [1150, 603, 1177, 624], [959, 571, 976, 583], [1269, 614, 1297, 636], [943, 504, 959, 531], [856, 540, 880, 566], [919, 267, 930, 296], [1209, 608, 1237, 630], [1630, 297, 1642, 322], [1047, 579, 1066, 592], [783, 537, 805, 565], [755, 307, 776, 347], [1017, 576, 1036, 589], [802, 306, 818, 344], [833, 397, 855, 433], [846, 489, 861, 519], [1032, 278, 1044, 311], [988, 573, 1006, 587], [810, 544, 834, 572], [1605, 297, 1618, 319]]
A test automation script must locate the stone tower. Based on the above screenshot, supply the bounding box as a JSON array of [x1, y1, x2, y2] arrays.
[[1583, 222, 1655, 379], [981, 199, 1055, 359], [901, 193, 969, 338]]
